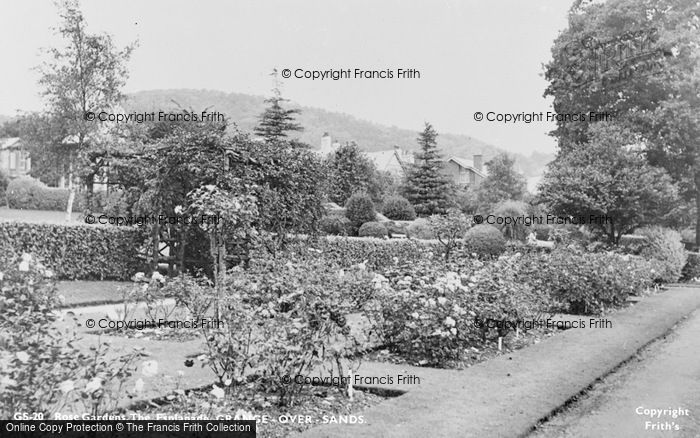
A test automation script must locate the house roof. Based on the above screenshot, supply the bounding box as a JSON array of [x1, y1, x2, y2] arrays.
[[365, 148, 414, 174], [445, 156, 487, 178], [0, 137, 22, 150]]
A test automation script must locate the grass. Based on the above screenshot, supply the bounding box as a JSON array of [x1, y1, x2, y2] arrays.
[[0, 206, 82, 224]]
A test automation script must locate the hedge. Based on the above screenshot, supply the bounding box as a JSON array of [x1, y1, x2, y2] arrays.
[[280, 236, 440, 270], [0, 222, 143, 280], [6, 177, 84, 211]]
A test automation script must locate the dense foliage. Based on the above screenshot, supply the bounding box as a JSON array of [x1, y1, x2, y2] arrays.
[[0, 254, 140, 417], [325, 142, 384, 205], [6, 176, 83, 211], [403, 123, 451, 216], [0, 222, 143, 280], [539, 124, 677, 244], [382, 195, 416, 221], [344, 193, 377, 229], [637, 226, 686, 283], [463, 225, 506, 258], [358, 221, 389, 238]]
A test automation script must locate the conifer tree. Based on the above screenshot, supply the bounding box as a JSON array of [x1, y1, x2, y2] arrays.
[[254, 69, 303, 144], [404, 122, 450, 216]]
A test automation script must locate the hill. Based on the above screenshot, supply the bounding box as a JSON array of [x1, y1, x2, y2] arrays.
[[124, 89, 551, 176]]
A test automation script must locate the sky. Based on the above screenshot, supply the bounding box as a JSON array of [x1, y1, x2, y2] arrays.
[[0, 0, 575, 154]]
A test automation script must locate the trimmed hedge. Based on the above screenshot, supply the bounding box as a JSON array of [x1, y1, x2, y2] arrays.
[[382, 196, 416, 221], [0, 222, 143, 280], [319, 215, 352, 236], [285, 236, 439, 271], [464, 224, 506, 257], [6, 177, 84, 211], [358, 221, 389, 238]]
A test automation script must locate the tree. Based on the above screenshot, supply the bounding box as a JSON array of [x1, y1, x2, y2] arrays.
[[544, 0, 700, 243], [475, 153, 526, 211], [254, 70, 303, 144], [538, 123, 678, 244], [325, 141, 382, 205], [37, 0, 135, 219], [404, 122, 450, 216]]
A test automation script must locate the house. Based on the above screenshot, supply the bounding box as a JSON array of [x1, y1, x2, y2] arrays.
[[365, 146, 414, 177], [441, 155, 486, 187], [0, 137, 31, 178]]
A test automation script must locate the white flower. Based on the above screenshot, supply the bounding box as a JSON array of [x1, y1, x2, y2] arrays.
[[210, 384, 225, 399], [444, 317, 456, 327], [450, 328, 457, 336], [15, 351, 30, 363], [427, 299, 436, 307], [437, 297, 447, 305], [141, 360, 159, 377], [58, 380, 75, 394], [0, 272, 4, 281], [174, 205, 183, 214], [1, 376, 18, 387], [18, 261, 29, 272], [151, 271, 165, 284], [411, 312, 420, 319], [21, 253, 33, 263], [85, 377, 102, 393], [44, 269, 54, 278], [133, 272, 146, 282], [223, 378, 233, 386], [133, 378, 144, 393]]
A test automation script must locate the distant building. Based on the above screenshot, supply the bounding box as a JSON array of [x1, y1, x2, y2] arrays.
[[440, 155, 486, 187], [318, 132, 340, 156], [365, 146, 414, 177], [0, 137, 31, 178]]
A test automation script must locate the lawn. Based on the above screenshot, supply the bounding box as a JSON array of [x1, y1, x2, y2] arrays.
[[0, 206, 82, 224]]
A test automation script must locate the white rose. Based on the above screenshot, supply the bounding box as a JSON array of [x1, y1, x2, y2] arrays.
[[58, 380, 75, 394], [210, 384, 225, 399], [15, 351, 30, 363], [444, 317, 456, 327], [85, 377, 102, 393]]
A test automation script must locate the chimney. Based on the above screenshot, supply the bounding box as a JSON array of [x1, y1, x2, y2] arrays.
[[473, 154, 483, 172], [321, 133, 331, 152]]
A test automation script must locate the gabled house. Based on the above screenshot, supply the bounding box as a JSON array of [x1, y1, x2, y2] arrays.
[[0, 137, 31, 178], [365, 146, 414, 177], [441, 155, 486, 187]]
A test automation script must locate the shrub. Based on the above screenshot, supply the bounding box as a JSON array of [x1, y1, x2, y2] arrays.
[[0, 170, 8, 204], [429, 209, 471, 261], [515, 248, 655, 314], [0, 254, 140, 417], [277, 236, 437, 271], [365, 254, 552, 367], [382, 196, 416, 221], [344, 193, 376, 228], [319, 215, 352, 236], [407, 218, 435, 240], [385, 221, 410, 237], [638, 227, 686, 283], [0, 222, 144, 280], [358, 221, 388, 238], [681, 252, 700, 282], [492, 200, 528, 240], [464, 224, 506, 257], [6, 176, 83, 211], [179, 258, 360, 406]]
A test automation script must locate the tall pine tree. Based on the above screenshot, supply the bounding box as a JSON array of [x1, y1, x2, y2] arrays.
[[405, 122, 450, 216], [254, 69, 303, 144]]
